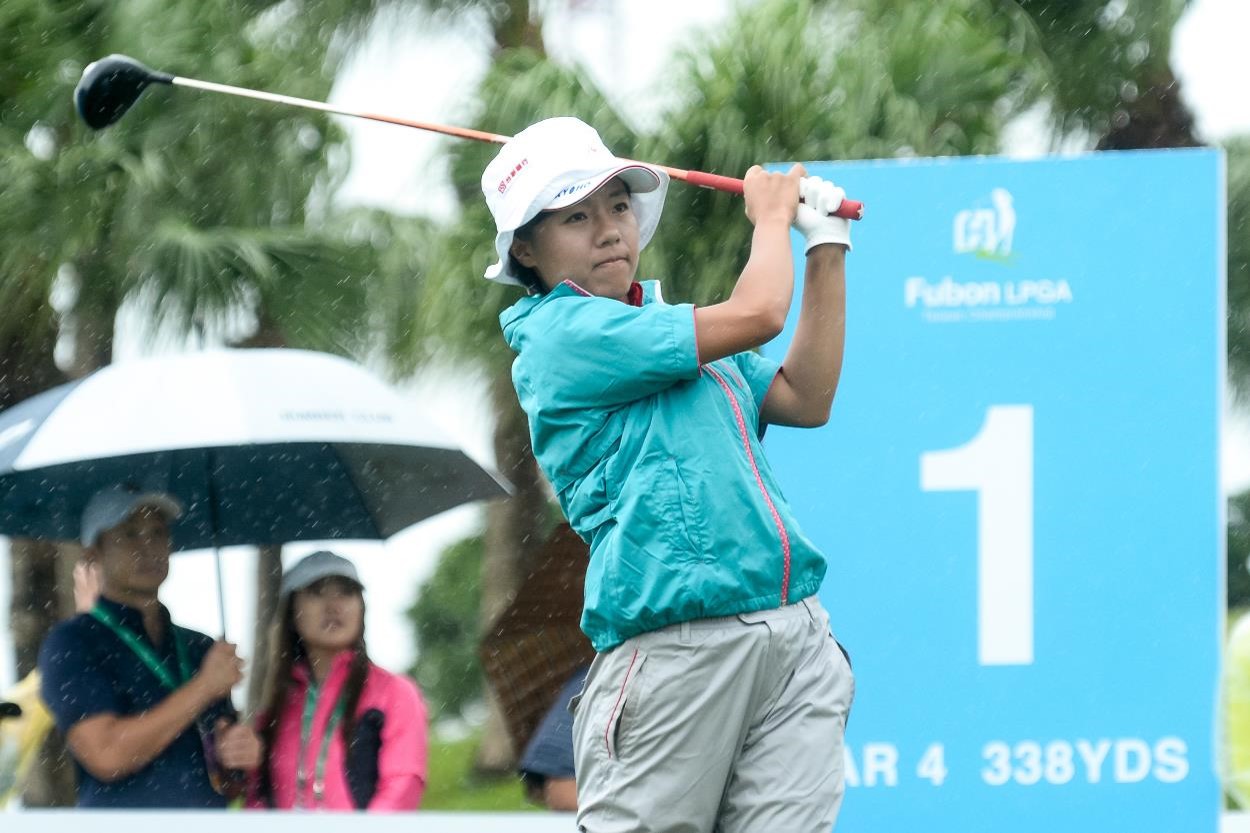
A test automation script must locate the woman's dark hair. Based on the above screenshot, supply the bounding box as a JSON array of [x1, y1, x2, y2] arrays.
[[509, 216, 547, 295], [257, 582, 371, 764]]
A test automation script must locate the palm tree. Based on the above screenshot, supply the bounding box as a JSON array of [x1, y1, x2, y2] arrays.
[[998, 0, 1198, 149], [0, 0, 395, 803], [643, 0, 1037, 303]]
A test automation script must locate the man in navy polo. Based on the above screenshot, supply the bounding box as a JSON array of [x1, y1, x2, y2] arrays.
[[38, 484, 262, 807]]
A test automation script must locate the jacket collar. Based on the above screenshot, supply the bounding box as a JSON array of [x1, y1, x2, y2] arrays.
[[500, 279, 665, 342]]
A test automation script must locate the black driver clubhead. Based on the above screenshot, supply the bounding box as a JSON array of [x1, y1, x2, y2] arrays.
[[75, 54, 173, 130]]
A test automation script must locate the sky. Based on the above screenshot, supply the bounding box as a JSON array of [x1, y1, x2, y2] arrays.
[[2, 0, 1249, 696]]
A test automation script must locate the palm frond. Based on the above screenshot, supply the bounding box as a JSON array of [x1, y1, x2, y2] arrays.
[[134, 222, 374, 355]]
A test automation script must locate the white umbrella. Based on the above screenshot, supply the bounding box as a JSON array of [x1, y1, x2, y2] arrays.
[[0, 348, 509, 630]]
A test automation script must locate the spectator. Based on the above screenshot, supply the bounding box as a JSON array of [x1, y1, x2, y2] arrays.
[[38, 483, 261, 807], [251, 551, 428, 811], [518, 665, 588, 812]]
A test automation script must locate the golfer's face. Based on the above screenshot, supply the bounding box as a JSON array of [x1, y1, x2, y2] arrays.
[[293, 577, 364, 651], [95, 508, 171, 595], [514, 179, 640, 300]]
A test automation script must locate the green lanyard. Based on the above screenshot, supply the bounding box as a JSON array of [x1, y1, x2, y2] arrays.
[[89, 603, 192, 691], [296, 678, 347, 807]]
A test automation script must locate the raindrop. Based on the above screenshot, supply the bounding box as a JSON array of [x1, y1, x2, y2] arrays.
[[297, 124, 322, 151], [1127, 40, 1150, 65], [56, 60, 81, 84], [24, 123, 56, 161], [1097, 0, 1127, 30]]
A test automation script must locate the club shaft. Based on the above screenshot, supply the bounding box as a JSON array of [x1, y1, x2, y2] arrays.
[[170, 77, 864, 220], [173, 77, 511, 144]]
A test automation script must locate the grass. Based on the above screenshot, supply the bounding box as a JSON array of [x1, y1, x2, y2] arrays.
[[421, 731, 538, 812]]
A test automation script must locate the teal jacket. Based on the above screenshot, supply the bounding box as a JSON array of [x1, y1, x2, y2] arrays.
[[500, 280, 828, 652]]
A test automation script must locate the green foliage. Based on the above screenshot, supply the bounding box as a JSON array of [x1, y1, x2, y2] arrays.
[[997, 0, 1189, 142], [643, 0, 1033, 304], [1232, 491, 1250, 609], [1228, 137, 1250, 401], [0, 0, 389, 361], [421, 730, 535, 811], [408, 533, 486, 720]]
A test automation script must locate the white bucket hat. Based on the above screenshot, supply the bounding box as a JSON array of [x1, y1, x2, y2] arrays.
[[481, 117, 669, 286]]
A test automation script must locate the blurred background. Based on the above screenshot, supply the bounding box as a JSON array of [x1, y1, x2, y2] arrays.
[[0, 0, 1247, 812]]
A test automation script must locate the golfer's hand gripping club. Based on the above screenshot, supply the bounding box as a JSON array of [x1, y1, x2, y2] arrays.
[[794, 176, 852, 251], [682, 170, 863, 220]]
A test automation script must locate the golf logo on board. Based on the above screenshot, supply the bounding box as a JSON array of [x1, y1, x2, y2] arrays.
[[953, 188, 1016, 260], [901, 188, 1074, 324]]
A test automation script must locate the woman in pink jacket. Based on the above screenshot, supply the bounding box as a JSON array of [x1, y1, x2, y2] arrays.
[[250, 551, 428, 811]]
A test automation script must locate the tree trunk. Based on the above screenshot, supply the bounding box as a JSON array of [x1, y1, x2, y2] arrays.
[[474, 0, 551, 779], [9, 540, 71, 678], [231, 307, 289, 717], [10, 539, 79, 807], [65, 294, 115, 382], [473, 367, 552, 775], [21, 732, 78, 808], [246, 544, 284, 716], [493, 0, 545, 55], [1096, 66, 1200, 151], [1, 327, 77, 806]]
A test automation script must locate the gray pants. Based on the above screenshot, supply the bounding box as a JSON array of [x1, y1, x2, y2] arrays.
[[571, 596, 854, 833]]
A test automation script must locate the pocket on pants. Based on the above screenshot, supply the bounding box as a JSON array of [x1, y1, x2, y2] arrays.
[[827, 633, 855, 728], [833, 636, 852, 670], [603, 648, 647, 761]]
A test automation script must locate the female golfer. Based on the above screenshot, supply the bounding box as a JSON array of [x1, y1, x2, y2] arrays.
[[481, 117, 856, 832]]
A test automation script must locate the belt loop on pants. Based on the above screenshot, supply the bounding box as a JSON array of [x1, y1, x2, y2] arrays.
[[680, 620, 692, 643]]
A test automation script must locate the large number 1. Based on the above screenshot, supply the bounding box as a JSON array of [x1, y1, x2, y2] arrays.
[[920, 406, 1034, 666]]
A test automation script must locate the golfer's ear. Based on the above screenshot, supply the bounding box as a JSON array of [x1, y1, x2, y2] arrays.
[[510, 239, 537, 268]]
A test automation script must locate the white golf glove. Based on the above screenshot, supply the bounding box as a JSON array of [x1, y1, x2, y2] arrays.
[[794, 176, 852, 253]]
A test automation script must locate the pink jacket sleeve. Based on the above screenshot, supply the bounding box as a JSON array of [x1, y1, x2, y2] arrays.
[[366, 675, 429, 811]]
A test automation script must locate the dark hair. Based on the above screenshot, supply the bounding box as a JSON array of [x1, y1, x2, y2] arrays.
[[257, 584, 371, 771], [509, 215, 548, 295]]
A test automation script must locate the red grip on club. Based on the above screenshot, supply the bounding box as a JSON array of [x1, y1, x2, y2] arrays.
[[682, 169, 864, 220]]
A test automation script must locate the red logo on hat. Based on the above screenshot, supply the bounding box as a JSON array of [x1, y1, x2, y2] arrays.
[[498, 158, 529, 194]]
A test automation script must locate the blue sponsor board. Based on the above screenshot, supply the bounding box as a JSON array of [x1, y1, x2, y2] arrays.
[[766, 150, 1224, 832]]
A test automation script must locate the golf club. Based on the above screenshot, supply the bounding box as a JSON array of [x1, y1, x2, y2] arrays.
[[75, 54, 864, 220]]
